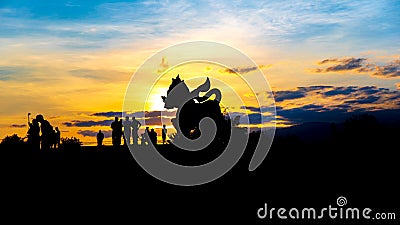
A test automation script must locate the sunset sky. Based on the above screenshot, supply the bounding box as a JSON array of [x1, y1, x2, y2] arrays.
[[1, 0, 399, 145]]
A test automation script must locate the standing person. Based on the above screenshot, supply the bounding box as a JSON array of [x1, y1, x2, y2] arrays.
[[140, 133, 146, 146], [162, 124, 167, 144], [118, 119, 123, 146], [123, 116, 132, 145], [27, 118, 40, 150], [111, 117, 119, 147], [36, 114, 53, 150], [142, 127, 150, 146], [131, 116, 141, 145], [150, 128, 157, 145], [54, 127, 61, 149], [97, 130, 104, 147]]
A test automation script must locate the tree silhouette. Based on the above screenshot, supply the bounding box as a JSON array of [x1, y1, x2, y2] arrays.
[[60, 137, 82, 150], [344, 114, 378, 131], [344, 113, 378, 143], [0, 134, 25, 146]]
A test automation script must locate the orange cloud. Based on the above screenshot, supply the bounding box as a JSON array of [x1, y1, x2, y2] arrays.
[[311, 57, 373, 73], [219, 64, 271, 74], [309, 57, 400, 78], [373, 60, 400, 78]]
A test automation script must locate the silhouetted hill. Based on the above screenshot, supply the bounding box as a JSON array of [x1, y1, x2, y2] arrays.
[[1, 114, 399, 223], [276, 122, 336, 143], [368, 109, 400, 127]]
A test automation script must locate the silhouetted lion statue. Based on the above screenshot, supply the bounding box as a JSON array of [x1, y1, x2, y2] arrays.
[[162, 75, 230, 144]]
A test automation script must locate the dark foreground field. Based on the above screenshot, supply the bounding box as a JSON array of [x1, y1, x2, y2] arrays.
[[1, 122, 399, 224]]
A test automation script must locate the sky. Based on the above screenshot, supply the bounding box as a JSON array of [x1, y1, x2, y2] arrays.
[[0, 0, 399, 145]]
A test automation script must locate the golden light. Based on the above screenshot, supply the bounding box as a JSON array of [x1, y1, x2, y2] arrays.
[[145, 87, 168, 111]]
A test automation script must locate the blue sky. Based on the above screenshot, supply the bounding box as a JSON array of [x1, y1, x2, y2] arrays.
[[1, 0, 399, 50]]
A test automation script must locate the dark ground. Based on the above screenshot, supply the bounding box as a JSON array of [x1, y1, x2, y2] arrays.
[[1, 120, 399, 224]]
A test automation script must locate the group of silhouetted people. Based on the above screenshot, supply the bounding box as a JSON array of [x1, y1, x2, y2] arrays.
[[141, 127, 157, 145], [110, 117, 123, 147], [26, 114, 168, 149], [141, 124, 168, 145], [109, 116, 142, 147], [108, 116, 168, 147], [27, 113, 60, 150]]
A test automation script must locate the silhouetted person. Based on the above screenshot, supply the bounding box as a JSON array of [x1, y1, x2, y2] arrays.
[[162, 124, 167, 144], [149, 128, 157, 145], [27, 118, 40, 150], [111, 117, 121, 147], [142, 127, 150, 145], [131, 116, 141, 145], [54, 127, 61, 149], [97, 130, 104, 147], [141, 133, 146, 146], [123, 116, 132, 145], [118, 119, 123, 146], [36, 114, 53, 150]]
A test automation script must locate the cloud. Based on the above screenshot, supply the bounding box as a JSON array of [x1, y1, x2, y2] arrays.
[[311, 57, 372, 73], [318, 58, 340, 64], [272, 86, 333, 102], [344, 95, 381, 104], [69, 69, 129, 80], [248, 113, 262, 124], [396, 83, 400, 90], [0, 66, 31, 81], [226, 111, 272, 125], [278, 105, 400, 125], [219, 65, 269, 74], [0, 68, 13, 81], [296, 86, 333, 92], [144, 117, 163, 125], [272, 85, 400, 124], [320, 86, 396, 102], [90, 111, 123, 117], [323, 86, 358, 96], [310, 57, 400, 78], [242, 85, 400, 125], [63, 120, 113, 127], [278, 106, 350, 123], [144, 111, 163, 118], [77, 130, 112, 138], [1, 0, 396, 47], [240, 106, 260, 112], [10, 124, 26, 128], [91, 110, 176, 118], [144, 110, 176, 118], [253, 85, 389, 108], [73, 84, 400, 129], [300, 104, 325, 110], [274, 90, 307, 102], [373, 60, 400, 78], [84, 110, 177, 127]]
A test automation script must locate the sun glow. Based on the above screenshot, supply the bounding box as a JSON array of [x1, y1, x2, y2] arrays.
[[145, 87, 168, 111]]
